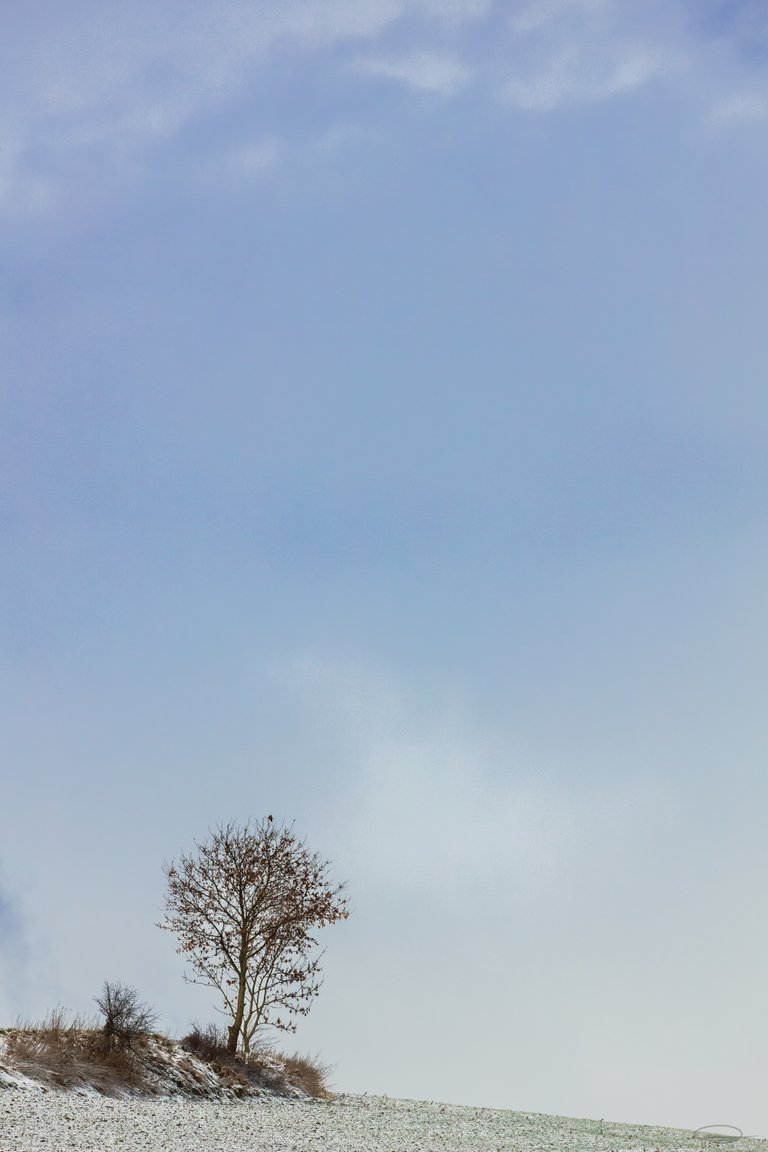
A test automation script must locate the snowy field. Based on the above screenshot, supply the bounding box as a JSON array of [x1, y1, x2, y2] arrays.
[[3, 1092, 767, 1152]]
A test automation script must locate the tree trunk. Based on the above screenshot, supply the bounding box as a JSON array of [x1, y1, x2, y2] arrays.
[[227, 964, 248, 1055]]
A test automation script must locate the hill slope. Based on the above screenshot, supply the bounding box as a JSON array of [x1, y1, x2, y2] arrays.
[[2, 1083, 767, 1152]]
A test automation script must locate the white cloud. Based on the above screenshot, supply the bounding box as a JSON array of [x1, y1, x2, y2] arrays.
[[2, 0, 688, 223], [0, 0, 417, 219], [344, 735, 570, 897], [501, 0, 682, 113], [502, 42, 665, 111], [273, 656, 571, 898], [419, 0, 492, 24], [0, 0, 764, 222], [221, 138, 282, 179], [709, 90, 768, 126], [269, 654, 669, 907], [510, 0, 610, 37], [354, 51, 471, 95]]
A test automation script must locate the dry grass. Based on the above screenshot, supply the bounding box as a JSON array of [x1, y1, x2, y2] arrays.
[[279, 1051, 333, 1099], [179, 1024, 253, 1096], [4, 1008, 147, 1094], [180, 1024, 332, 1099], [2, 1013, 333, 1100], [180, 1024, 286, 1095]]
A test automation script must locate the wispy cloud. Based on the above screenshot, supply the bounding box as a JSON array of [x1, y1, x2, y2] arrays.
[[0, 0, 413, 219], [419, 0, 491, 23], [509, 0, 610, 37], [354, 52, 471, 95], [2, 0, 768, 224], [0, 0, 492, 221], [502, 42, 665, 111], [709, 90, 768, 125], [502, 0, 680, 111], [219, 138, 283, 181]]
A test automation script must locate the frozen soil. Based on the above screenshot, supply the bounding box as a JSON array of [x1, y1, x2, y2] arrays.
[[2, 1092, 767, 1152]]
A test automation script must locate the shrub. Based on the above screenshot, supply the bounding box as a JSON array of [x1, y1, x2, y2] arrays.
[[181, 1021, 230, 1062], [94, 982, 157, 1053]]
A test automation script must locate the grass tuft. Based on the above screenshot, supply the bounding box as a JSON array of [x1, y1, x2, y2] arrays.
[[279, 1051, 333, 1099], [5, 1009, 148, 1094]]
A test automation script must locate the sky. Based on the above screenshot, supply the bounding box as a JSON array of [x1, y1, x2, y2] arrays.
[[2, 0, 768, 1136]]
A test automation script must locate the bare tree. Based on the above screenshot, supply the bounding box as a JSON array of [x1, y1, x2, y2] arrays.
[[158, 818, 349, 1056], [94, 981, 157, 1052]]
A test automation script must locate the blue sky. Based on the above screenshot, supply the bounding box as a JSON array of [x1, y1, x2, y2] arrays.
[[2, 0, 768, 1134]]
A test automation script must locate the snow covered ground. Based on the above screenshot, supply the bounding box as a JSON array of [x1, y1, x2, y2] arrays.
[[2, 1092, 767, 1152]]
